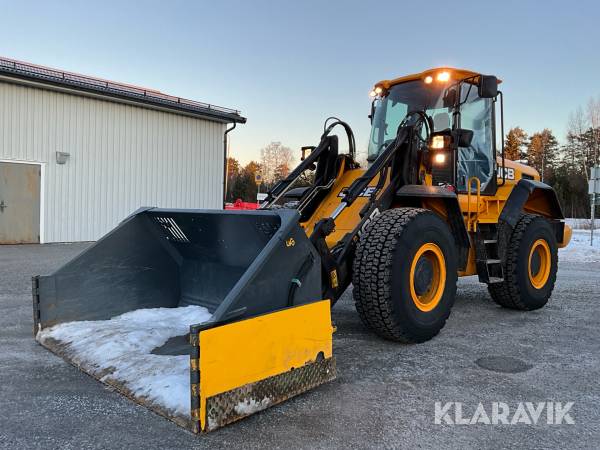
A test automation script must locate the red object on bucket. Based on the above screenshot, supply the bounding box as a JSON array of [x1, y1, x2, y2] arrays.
[[225, 199, 259, 210]]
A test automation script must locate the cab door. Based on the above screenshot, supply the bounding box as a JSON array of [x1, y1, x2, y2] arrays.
[[456, 86, 496, 195]]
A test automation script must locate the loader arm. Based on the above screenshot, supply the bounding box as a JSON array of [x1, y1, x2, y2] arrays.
[[307, 115, 425, 303], [335, 125, 411, 215]]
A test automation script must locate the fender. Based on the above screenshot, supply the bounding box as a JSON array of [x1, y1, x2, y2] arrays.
[[500, 179, 564, 225], [396, 185, 470, 271], [499, 179, 565, 243]]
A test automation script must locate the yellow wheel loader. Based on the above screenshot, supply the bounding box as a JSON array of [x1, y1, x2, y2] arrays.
[[33, 68, 571, 432]]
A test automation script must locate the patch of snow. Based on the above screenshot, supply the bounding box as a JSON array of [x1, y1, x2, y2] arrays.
[[234, 397, 272, 415], [559, 229, 600, 263], [36, 305, 212, 417], [565, 218, 600, 230]]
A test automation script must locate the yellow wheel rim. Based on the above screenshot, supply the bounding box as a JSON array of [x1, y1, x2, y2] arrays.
[[409, 243, 446, 312], [528, 239, 551, 289]]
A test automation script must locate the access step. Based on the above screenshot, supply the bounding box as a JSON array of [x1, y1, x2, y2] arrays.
[[487, 277, 504, 284]]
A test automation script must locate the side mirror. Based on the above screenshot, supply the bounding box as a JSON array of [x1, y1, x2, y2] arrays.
[[452, 128, 474, 147], [478, 75, 498, 98]]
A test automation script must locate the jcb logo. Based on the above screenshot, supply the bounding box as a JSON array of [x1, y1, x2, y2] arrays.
[[338, 186, 377, 198], [358, 208, 381, 236], [498, 167, 515, 180]]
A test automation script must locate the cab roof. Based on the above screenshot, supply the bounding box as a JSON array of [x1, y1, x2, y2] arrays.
[[374, 67, 501, 90]]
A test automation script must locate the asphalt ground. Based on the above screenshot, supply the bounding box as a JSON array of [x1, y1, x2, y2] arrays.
[[1, 243, 598, 449]]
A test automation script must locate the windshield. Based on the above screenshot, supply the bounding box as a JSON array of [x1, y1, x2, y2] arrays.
[[368, 80, 453, 161]]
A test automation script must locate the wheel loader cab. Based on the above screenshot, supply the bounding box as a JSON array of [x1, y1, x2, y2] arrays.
[[368, 70, 500, 196]]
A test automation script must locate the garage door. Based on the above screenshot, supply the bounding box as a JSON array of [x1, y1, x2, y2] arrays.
[[0, 162, 41, 244]]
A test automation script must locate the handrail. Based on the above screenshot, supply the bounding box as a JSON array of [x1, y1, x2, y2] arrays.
[[467, 177, 481, 232]]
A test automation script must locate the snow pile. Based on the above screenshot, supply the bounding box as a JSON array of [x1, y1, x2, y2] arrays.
[[36, 306, 212, 417], [559, 229, 600, 263]]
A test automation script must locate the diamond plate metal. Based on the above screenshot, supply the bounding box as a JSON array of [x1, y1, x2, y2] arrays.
[[204, 356, 336, 432]]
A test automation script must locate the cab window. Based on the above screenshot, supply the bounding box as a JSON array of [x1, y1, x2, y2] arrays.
[[457, 84, 494, 192]]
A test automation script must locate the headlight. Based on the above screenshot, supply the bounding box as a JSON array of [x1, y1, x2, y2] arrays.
[[431, 135, 446, 149], [434, 153, 446, 164], [436, 71, 451, 82], [424, 75, 433, 84], [370, 86, 384, 97]]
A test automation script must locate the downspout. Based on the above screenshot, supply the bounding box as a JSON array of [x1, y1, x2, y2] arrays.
[[223, 122, 237, 208]]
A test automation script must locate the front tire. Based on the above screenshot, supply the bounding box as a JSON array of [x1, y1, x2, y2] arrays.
[[488, 214, 558, 310], [352, 208, 458, 343]]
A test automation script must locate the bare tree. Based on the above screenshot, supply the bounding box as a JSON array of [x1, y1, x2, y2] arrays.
[[260, 142, 294, 184], [566, 106, 589, 179]]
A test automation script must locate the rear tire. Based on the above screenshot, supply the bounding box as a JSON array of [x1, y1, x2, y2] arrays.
[[488, 214, 558, 310], [352, 208, 458, 343]]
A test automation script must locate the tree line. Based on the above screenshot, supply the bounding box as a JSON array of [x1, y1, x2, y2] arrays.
[[226, 141, 294, 203], [505, 97, 599, 218]]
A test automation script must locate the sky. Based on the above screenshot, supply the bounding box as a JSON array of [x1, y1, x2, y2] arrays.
[[1, 0, 599, 165]]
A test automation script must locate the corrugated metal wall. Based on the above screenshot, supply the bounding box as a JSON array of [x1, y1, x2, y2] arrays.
[[0, 80, 225, 242]]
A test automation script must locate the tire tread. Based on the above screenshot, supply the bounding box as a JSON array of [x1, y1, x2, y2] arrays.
[[488, 214, 558, 310], [353, 208, 456, 342]]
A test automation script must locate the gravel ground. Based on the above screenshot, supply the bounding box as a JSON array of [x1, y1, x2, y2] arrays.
[[1, 243, 599, 449]]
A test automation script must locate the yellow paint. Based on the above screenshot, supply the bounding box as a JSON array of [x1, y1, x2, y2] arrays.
[[409, 243, 447, 312], [559, 224, 572, 248], [501, 158, 540, 180], [528, 239, 551, 289], [466, 177, 482, 231], [457, 157, 540, 227], [458, 243, 478, 277], [196, 300, 333, 431], [300, 167, 382, 247]]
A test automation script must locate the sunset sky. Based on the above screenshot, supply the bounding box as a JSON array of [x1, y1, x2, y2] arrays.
[[2, 0, 599, 164]]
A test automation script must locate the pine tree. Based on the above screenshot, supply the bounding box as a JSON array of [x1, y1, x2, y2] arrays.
[[526, 129, 559, 181], [504, 127, 528, 161]]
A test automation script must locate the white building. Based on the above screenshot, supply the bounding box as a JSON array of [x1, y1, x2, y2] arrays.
[[0, 57, 245, 243]]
